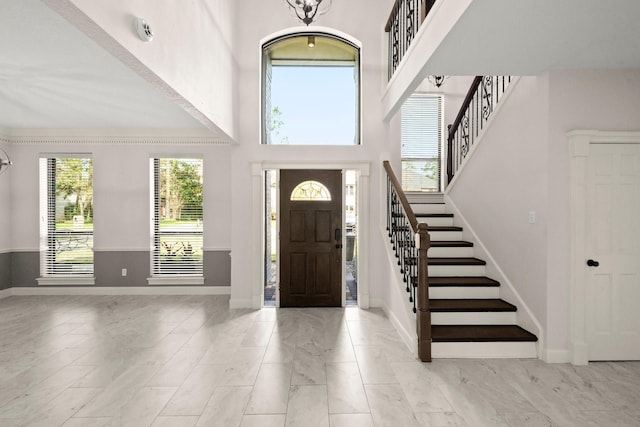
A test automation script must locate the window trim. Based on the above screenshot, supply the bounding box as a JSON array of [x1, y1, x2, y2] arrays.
[[260, 31, 362, 146]]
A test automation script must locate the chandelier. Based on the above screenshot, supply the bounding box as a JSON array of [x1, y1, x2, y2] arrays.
[[284, 0, 332, 26]]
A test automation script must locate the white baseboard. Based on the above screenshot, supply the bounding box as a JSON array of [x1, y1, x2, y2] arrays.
[[383, 304, 418, 359], [6, 286, 231, 296], [542, 348, 571, 364], [229, 298, 253, 309], [0, 288, 11, 299], [570, 341, 589, 366], [369, 298, 383, 308]]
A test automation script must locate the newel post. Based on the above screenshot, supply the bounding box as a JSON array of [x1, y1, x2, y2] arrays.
[[416, 222, 432, 362]]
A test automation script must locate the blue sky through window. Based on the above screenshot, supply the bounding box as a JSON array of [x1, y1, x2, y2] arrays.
[[270, 66, 357, 145]]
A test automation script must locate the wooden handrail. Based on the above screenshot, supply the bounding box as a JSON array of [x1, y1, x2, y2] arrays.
[[446, 76, 513, 183], [383, 160, 432, 362], [447, 76, 482, 144], [383, 161, 418, 232], [385, 0, 402, 32], [385, 0, 437, 80]]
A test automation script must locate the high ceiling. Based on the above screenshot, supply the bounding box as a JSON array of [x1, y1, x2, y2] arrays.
[[1, 0, 640, 132], [0, 0, 206, 131], [425, 0, 640, 76]]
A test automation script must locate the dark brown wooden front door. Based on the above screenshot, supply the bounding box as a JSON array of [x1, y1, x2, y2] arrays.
[[280, 169, 342, 307]]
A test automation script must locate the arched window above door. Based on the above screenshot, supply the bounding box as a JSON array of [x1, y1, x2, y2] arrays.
[[262, 33, 360, 145]]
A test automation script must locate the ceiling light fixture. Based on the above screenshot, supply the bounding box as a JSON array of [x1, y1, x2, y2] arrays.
[[284, 0, 332, 26], [427, 75, 449, 88], [307, 35, 315, 48]]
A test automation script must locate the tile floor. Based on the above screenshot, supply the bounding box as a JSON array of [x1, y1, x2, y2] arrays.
[[0, 295, 639, 426]]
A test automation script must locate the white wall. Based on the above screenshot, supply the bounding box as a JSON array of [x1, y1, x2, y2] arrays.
[[447, 75, 549, 336], [545, 69, 640, 352], [9, 138, 231, 253], [414, 75, 476, 128], [46, 0, 237, 139], [229, 0, 395, 306], [446, 69, 640, 357], [0, 138, 10, 252]]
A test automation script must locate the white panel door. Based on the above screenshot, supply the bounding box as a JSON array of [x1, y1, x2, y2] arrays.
[[586, 143, 640, 361]]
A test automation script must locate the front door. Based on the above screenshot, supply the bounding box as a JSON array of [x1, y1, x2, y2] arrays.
[[280, 169, 342, 307], [586, 143, 640, 360]]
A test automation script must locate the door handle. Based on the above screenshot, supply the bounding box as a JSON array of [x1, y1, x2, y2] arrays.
[[586, 259, 600, 267]]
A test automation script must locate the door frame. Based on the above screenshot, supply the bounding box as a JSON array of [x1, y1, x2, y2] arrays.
[[251, 161, 370, 309], [568, 130, 640, 365]]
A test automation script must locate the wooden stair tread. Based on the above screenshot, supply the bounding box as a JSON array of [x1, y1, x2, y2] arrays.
[[429, 299, 516, 312], [415, 213, 453, 218], [427, 226, 463, 231], [432, 325, 538, 342], [430, 241, 473, 248], [428, 257, 486, 265], [392, 225, 462, 232], [428, 277, 500, 287]]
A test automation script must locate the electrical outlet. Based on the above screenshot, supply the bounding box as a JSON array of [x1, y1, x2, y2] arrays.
[[121, 268, 127, 277], [528, 211, 536, 224]]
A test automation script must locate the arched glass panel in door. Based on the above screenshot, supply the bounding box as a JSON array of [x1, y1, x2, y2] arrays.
[[290, 180, 331, 201]]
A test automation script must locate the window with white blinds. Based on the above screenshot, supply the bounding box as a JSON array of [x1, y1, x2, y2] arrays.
[[151, 158, 204, 276], [401, 94, 443, 192], [39, 156, 94, 276]]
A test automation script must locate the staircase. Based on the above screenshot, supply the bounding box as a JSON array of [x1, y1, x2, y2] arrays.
[[409, 194, 538, 358]]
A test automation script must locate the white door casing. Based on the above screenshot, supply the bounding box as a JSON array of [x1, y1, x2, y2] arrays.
[[250, 161, 370, 310], [569, 131, 640, 364], [585, 143, 640, 360]]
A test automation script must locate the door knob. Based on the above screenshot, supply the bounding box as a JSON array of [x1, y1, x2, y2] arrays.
[[586, 259, 600, 267]]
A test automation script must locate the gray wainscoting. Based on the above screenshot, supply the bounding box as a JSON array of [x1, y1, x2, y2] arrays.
[[94, 251, 150, 286], [203, 250, 231, 286], [11, 252, 39, 287], [0, 252, 11, 290], [6, 250, 231, 288]]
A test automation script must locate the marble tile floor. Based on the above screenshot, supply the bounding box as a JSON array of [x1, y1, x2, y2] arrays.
[[0, 295, 639, 426]]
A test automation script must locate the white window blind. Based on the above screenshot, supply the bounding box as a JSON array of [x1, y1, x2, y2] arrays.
[[39, 156, 94, 276], [151, 158, 204, 276], [401, 94, 443, 192]]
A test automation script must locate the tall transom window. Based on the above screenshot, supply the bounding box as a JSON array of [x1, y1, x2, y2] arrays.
[[262, 33, 360, 145]]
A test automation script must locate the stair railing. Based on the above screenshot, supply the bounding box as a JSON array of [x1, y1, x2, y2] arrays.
[[383, 161, 432, 362], [447, 76, 513, 183], [385, 0, 437, 80]]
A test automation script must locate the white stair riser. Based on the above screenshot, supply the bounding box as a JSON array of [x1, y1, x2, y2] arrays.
[[428, 246, 474, 258], [427, 231, 462, 241], [429, 265, 486, 277], [407, 194, 445, 204], [418, 217, 453, 227], [431, 311, 517, 325], [432, 342, 538, 359], [411, 204, 446, 214], [430, 287, 499, 299]]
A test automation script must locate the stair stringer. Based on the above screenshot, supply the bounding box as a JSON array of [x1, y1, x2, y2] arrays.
[[443, 195, 544, 359], [379, 228, 420, 360]]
